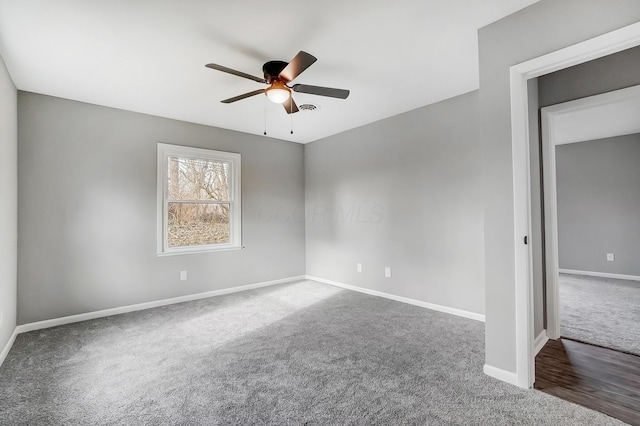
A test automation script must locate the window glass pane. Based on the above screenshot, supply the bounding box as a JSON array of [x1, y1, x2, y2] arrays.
[[168, 202, 230, 247], [168, 156, 230, 201]]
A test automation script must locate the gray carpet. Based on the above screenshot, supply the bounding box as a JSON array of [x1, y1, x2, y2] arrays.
[[0, 280, 622, 425], [560, 273, 640, 356]]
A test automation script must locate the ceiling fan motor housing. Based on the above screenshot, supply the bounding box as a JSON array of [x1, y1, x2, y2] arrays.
[[263, 60, 289, 83]]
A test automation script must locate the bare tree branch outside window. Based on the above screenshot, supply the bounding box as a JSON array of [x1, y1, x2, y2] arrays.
[[167, 156, 231, 247]]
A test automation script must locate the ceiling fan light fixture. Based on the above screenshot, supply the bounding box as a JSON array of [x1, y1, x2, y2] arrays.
[[265, 81, 291, 104]]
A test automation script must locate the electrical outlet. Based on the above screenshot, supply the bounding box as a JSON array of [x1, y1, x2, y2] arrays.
[[606, 253, 615, 262], [385, 267, 392, 278], [180, 270, 188, 281], [357, 263, 362, 272]]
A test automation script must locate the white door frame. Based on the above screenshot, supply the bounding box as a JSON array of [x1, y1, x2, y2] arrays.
[[509, 22, 640, 389], [541, 84, 640, 340]]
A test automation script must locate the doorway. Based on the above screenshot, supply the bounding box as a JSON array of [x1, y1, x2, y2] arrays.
[[530, 58, 640, 424], [541, 84, 640, 355], [509, 22, 640, 389]]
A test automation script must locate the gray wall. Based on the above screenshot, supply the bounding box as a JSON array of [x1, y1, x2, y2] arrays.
[[479, 0, 640, 373], [18, 92, 305, 324], [539, 45, 640, 108], [305, 91, 485, 316], [556, 134, 640, 276], [0, 54, 17, 353]]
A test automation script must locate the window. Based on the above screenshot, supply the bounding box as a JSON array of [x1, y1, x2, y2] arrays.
[[157, 143, 241, 254]]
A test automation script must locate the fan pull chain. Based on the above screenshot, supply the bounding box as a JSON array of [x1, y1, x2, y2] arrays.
[[290, 97, 294, 135], [263, 107, 267, 136]]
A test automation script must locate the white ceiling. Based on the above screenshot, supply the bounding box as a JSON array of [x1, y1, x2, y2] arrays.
[[0, 0, 539, 143]]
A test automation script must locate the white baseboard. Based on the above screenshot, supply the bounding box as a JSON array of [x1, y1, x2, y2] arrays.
[[483, 364, 519, 386], [0, 328, 18, 368], [533, 330, 549, 356], [16, 275, 306, 334], [559, 269, 640, 282], [306, 275, 485, 322]]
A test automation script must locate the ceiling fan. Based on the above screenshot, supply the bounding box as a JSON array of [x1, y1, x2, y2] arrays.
[[205, 51, 350, 114]]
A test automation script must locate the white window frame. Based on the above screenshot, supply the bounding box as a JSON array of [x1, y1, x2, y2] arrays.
[[157, 143, 241, 255]]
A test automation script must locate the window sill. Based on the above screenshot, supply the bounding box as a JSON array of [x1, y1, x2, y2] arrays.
[[157, 246, 244, 257]]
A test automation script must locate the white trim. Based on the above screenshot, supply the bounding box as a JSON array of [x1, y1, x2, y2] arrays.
[[541, 106, 561, 340], [559, 269, 640, 282], [156, 246, 244, 257], [510, 23, 640, 79], [156, 143, 242, 255], [533, 330, 549, 356], [16, 275, 305, 334], [483, 364, 519, 386], [306, 275, 486, 322], [544, 84, 640, 145], [509, 22, 640, 390], [0, 328, 18, 368], [509, 67, 535, 389]]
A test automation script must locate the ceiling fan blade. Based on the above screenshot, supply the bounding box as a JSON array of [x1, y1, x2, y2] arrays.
[[205, 63, 267, 84], [279, 51, 317, 82], [291, 84, 350, 99], [221, 89, 265, 104], [283, 97, 299, 114]]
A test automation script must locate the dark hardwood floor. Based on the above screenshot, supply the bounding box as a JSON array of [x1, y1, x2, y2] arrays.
[[535, 338, 640, 425]]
